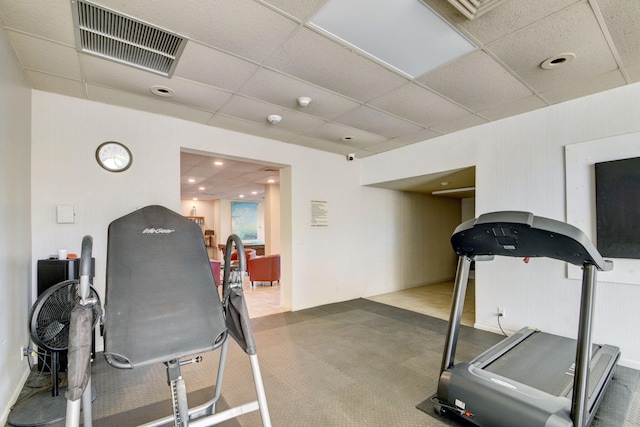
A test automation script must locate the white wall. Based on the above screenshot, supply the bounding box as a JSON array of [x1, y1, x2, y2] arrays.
[[361, 82, 640, 368], [29, 91, 417, 355], [0, 27, 32, 424]]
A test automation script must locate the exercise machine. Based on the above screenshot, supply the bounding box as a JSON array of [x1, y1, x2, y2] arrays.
[[433, 211, 620, 427], [100, 205, 271, 427]]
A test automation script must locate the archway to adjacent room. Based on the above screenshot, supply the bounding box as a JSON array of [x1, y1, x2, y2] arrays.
[[179, 148, 291, 318], [365, 166, 476, 326]]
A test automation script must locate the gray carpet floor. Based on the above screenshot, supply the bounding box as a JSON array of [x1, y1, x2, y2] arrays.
[[9, 298, 640, 426]]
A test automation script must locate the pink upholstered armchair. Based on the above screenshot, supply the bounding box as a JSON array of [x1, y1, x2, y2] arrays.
[[247, 254, 280, 287]]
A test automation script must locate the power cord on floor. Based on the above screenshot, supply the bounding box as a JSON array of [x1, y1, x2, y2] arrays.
[[497, 313, 508, 337], [11, 348, 56, 409]]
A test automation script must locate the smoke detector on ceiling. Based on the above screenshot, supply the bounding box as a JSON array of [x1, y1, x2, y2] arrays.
[[267, 115, 282, 125]]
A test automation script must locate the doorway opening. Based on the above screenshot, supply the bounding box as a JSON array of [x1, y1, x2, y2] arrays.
[[180, 149, 289, 318], [365, 166, 476, 325]]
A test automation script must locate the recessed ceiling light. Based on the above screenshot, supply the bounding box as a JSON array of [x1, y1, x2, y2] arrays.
[[252, 191, 258, 195], [192, 197, 198, 201], [150, 85, 175, 97], [268, 179, 275, 183], [214, 161, 223, 166], [441, 181, 449, 186], [341, 136, 355, 142], [188, 178, 195, 183], [199, 186, 205, 190], [239, 194, 245, 198], [540, 53, 576, 70]]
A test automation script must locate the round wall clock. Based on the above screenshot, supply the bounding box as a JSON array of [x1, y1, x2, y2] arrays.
[[95, 141, 132, 172]]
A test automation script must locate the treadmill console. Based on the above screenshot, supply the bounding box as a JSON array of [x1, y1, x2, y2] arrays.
[[451, 211, 612, 271]]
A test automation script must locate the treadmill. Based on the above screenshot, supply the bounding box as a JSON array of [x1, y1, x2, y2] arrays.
[[433, 211, 620, 427]]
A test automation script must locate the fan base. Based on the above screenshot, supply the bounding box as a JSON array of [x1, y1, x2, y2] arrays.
[[8, 387, 97, 426]]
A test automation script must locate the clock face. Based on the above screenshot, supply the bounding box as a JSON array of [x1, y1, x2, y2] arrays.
[[96, 141, 132, 172]]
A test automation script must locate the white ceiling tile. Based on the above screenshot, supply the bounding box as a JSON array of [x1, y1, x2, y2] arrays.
[[486, 3, 618, 92], [477, 95, 547, 121], [417, 50, 533, 112], [360, 139, 417, 155], [597, 0, 640, 68], [259, 0, 327, 21], [173, 42, 259, 91], [334, 106, 424, 139], [302, 122, 387, 148], [81, 56, 233, 112], [624, 63, 640, 83], [286, 134, 357, 155], [26, 71, 86, 98], [458, 0, 580, 44], [539, 69, 627, 105], [430, 114, 489, 134], [87, 84, 215, 124], [208, 115, 300, 142], [7, 31, 81, 79], [239, 68, 360, 119], [369, 83, 470, 127], [0, 0, 76, 45], [2, 0, 639, 167], [391, 128, 443, 144], [96, 0, 299, 63], [265, 27, 408, 101], [218, 95, 325, 133]]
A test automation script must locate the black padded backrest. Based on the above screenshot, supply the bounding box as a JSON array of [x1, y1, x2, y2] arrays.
[[451, 211, 611, 271], [104, 205, 226, 368]]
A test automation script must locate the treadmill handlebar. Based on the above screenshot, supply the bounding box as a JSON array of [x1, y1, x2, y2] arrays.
[[451, 211, 612, 271]]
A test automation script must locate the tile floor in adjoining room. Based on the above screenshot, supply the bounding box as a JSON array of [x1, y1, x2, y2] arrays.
[[367, 280, 475, 327], [243, 278, 475, 327], [240, 279, 284, 318]]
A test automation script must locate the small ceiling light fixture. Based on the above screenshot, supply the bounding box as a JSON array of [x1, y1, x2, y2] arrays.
[[239, 194, 245, 198], [267, 114, 282, 125], [188, 178, 195, 183], [268, 179, 275, 183], [192, 197, 198, 201], [251, 191, 258, 195], [199, 186, 205, 190], [441, 181, 449, 186], [340, 136, 355, 142], [214, 161, 223, 166], [540, 53, 576, 70], [150, 85, 175, 97], [297, 96, 312, 107]]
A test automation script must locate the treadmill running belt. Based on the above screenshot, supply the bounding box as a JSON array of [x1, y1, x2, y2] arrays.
[[483, 332, 576, 397]]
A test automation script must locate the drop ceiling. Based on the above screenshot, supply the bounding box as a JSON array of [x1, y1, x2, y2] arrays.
[[1, 0, 638, 162], [181, 152, 281, 202]]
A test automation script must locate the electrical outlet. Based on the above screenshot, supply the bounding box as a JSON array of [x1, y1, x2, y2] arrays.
[[497, 307, 506, 317]]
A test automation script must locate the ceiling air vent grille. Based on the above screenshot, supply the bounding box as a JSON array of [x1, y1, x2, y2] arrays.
[[71, 0, 187, 77], [446, 0, 510, 20]]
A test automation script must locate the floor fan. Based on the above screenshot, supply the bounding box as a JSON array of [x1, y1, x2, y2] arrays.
[[8, 280, 100, 427]]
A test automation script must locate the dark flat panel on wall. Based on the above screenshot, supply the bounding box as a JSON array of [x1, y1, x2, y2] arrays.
[[595, 156, 640, 259]]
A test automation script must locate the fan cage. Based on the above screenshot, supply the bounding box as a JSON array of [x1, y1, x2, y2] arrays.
[[30, 280, 100, 352]]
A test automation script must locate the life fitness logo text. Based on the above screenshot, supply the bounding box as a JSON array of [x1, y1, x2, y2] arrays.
[[143, 228, 175, 234]]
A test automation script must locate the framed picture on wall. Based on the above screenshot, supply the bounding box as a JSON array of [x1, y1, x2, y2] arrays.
[[231, 201, 258, 241]]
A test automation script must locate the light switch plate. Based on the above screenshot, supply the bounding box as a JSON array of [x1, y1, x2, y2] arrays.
[[57, 205, 75, 223]]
